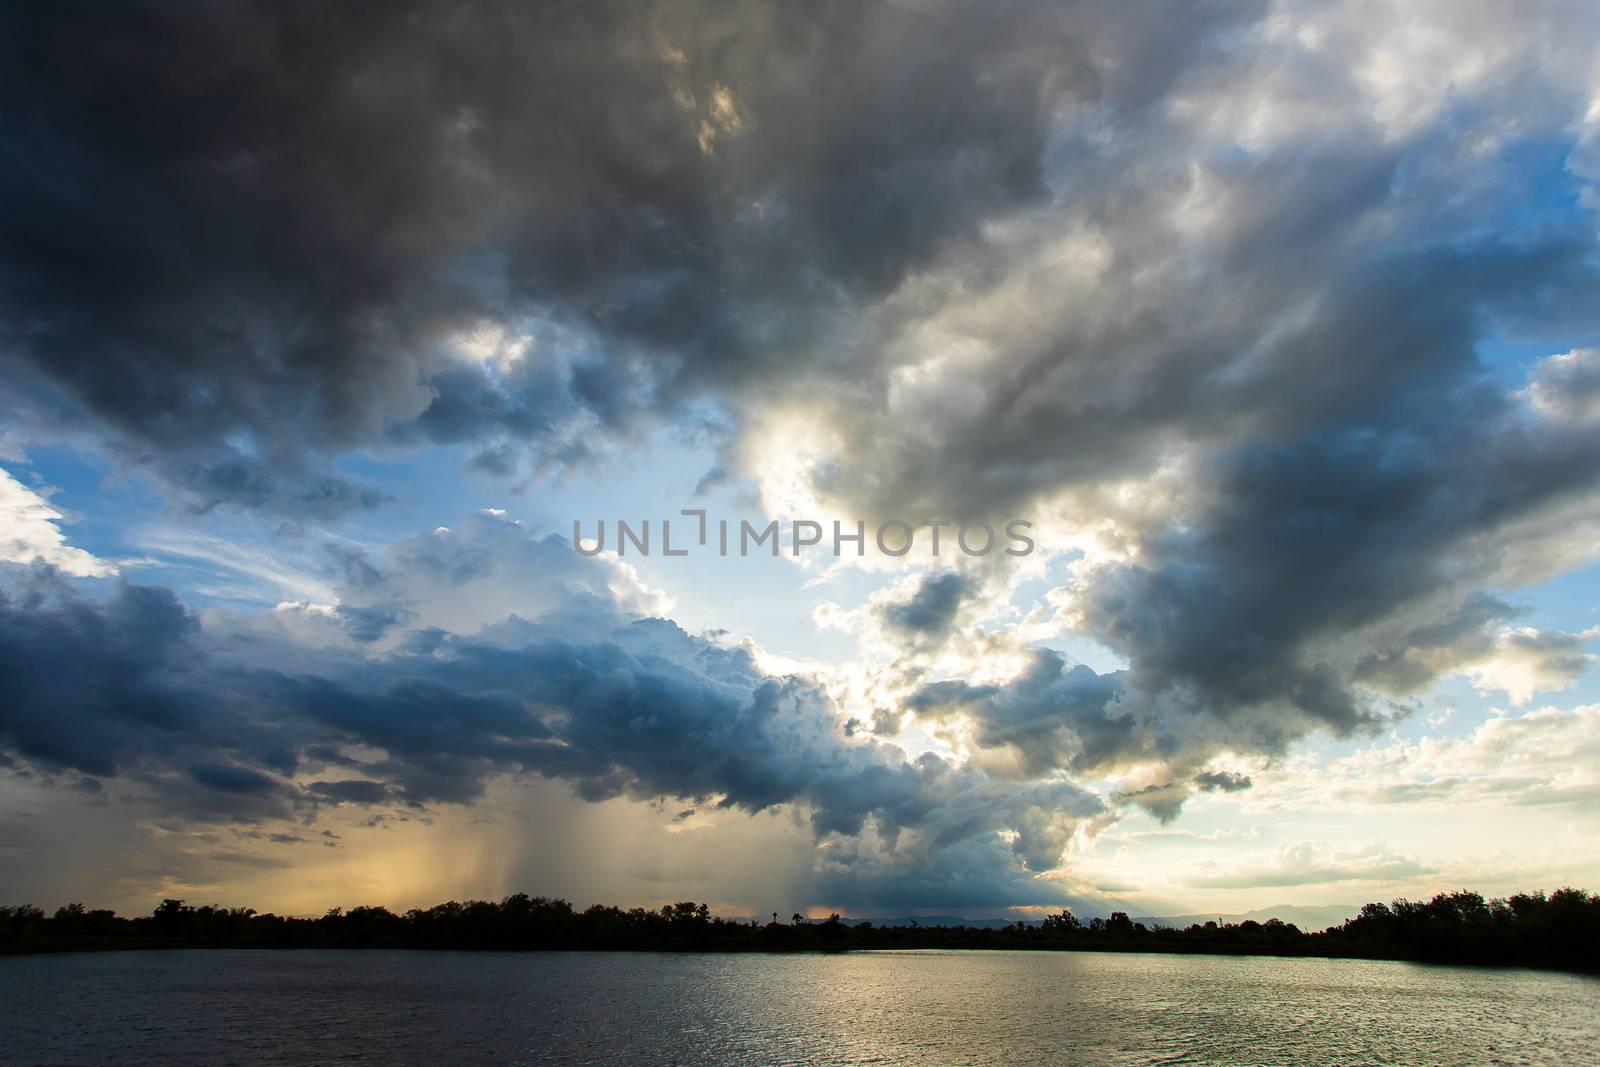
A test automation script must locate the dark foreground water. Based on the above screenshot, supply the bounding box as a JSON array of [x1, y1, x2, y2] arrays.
[[1, 949, 1596, 1066]]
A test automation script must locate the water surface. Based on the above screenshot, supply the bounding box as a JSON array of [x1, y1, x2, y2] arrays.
[[1, 949, 1595, 1065]]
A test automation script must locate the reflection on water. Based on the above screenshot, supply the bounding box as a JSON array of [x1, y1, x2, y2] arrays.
[[1, 948, 1595, 1065]]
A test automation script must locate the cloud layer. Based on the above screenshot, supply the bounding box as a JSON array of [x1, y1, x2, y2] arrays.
[[0, 519, 1100, 905], [3, 1, 1600, 910]]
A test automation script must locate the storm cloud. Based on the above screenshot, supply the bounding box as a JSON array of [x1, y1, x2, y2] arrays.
[[0, 560, 1100, 898], [4, 1, 1600, 910], [0, 0, 1170, 513]]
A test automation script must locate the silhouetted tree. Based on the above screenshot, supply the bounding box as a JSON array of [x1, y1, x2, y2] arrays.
[[0, 887, 1594, 972]]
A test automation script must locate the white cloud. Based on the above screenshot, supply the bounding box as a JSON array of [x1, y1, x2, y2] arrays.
[[1250, 703, 1600, 813], [137, 526, 333, 603], [0, 466, 115, 578], [1463, 626, 1599, 704], [1184, 841, 1432, 889], [1526, 348, 1600, 423]]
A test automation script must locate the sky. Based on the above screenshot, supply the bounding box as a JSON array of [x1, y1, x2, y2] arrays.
[[3, 0, 1600, 922]]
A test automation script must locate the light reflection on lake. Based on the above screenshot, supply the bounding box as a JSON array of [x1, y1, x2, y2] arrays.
[[1, 948, 1596, 1065]]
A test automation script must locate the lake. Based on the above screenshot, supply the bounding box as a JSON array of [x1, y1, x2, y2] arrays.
[[1, 949, 1595, 1065]]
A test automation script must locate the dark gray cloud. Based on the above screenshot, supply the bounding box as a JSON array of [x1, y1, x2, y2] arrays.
[[1071, 391, 1600, 746], [907, 651, 1134, 778], [0, 0, 1210, 513], [189, 763, 280, 796], [0, 568, 1100, 901], [890, 244, 1600, 798], [877, 571, 971, 637], [331, 603, 414, 643], [1194, 771, 1251, 794], [309, 780, 396, 806], [0, 569, 211, 779]]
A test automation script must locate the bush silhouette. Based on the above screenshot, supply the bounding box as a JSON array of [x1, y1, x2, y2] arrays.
[[1, 887, 1594, 972]]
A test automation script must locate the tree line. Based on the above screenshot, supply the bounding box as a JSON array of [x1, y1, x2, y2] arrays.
[[2, 888, 1595, 973]]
